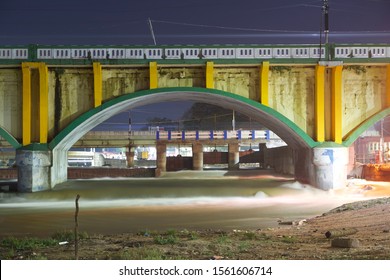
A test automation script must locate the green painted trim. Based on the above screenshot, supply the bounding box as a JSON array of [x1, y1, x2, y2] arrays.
[[0, 127, 21, 149], [343, 108, 390, 147], [17, 143, 49, 151], [314, 142, 345, 148], [49, 87, 318, 150]]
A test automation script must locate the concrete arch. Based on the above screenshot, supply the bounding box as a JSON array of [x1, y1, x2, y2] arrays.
[[49, 87, 317, 151], [343, 108, 390, 147], [0, 126, 21, 149]]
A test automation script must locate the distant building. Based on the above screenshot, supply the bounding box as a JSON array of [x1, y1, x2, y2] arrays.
[[354, 127, 390, 164]]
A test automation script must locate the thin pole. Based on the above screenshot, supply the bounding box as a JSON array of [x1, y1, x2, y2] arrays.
[[74, 194, 80, 260], [323, 0, 329, 44], [148, 18, 157, 45], [232, 110, 236, 131]]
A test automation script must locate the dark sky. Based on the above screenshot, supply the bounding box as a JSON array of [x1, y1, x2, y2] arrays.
[[1, 0, 389, 45]]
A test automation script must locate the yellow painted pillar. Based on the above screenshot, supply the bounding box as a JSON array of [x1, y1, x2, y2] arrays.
[[260, 61, 269, 106], [22, 63, 32, 146], [206, 61, 214, 89], [315, 65, 325, 142], [39, 63, 49, 143], [149, 61, 158, 89], [331, 65, 343, 144], [93, 62, 102, 107], [386, 64, 390, 107]]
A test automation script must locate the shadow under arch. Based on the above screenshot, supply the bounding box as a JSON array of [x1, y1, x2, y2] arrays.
[[49, 87, 317, 151], [0, 126, 21, 149], [343, 107, 390, 147]]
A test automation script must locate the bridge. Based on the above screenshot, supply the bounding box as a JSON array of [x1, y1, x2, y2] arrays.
[[0, 43, 390, 192]]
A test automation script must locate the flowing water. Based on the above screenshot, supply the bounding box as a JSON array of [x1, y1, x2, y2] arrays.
[[0, 170, 389, 237]]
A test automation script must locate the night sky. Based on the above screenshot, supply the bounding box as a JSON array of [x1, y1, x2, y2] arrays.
[[1, 0, 389, 45]]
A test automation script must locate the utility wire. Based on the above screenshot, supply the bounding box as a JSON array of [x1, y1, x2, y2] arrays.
[[151, 19, 390, 34]]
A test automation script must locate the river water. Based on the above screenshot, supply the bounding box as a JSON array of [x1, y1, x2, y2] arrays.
[[1, 170, 389, 237]]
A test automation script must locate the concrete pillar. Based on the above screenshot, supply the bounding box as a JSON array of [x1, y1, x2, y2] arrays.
[[228, 142, 239, 170], [312, 145, 349, 190], [259, 143, 267, 169], [156, 142, 166, 176], [126, 147, 135, 168], [51, 148, 68, 188], [192, 142, 203, 170], [16, 148, 51, 192]]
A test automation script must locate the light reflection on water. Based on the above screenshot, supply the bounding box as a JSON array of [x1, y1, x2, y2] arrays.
[[0, 175, 389, 237]]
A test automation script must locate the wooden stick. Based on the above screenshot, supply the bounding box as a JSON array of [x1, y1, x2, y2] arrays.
[[75, 194, 80, 260]]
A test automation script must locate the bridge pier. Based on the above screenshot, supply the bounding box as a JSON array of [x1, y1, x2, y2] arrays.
[[156, 142, 167, 176], [51, 148, 68, 187], [192, 142, 203, 171], [16, 148, 51, 192], [126, 146, 135, 168], [311, 145, 349, 190], [228, 143, 239, 170]]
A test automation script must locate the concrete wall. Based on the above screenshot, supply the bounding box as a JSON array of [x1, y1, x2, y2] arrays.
[[214, 67, 259, 101], [67, 167, 155, 179], [48, 68, 94, 138], [264, 146, 295, 175], [269, 66, 315, 137], [0, 69, 22, 140], [342, 66, 387, 138]]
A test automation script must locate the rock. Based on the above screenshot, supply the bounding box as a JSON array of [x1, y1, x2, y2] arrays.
[[331, 238, 361, 248], [278, 221, 293, 225]]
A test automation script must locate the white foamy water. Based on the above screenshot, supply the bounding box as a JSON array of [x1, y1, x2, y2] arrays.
[[1, 175, 389, 237]]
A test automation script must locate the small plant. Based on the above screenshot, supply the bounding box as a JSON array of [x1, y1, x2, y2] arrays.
[[1, 237, 57, 251], [153, 235, 177, 245], [189, 231, 199, 240], [115, 248, 166, 260], [153, 230, 177, 245], [281, 235, 297, 244], [216, 233, 230, 244], [238, 241, 251, 252], [51, 229, 89, 241], [243, 232, 257, 240]]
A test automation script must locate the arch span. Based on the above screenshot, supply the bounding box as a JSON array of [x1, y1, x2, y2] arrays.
[[343, 108, 390, 147], [0, 126, 21, 149], [49, 87, 317, 151]]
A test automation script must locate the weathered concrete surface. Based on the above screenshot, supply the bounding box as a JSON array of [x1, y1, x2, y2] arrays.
[[264, 146, 295, 175], [16, 149, 51, 192], [1, 64, 388, 147], [342, 66, 387, 138], [269, 66, 315, 137], [214, 67, 259, 101], [102, 68, 149, 99], [0, 69, 22, 140], [331, 238, 361, 248], [159, 67, 205, 88], [48, 68, 94, 138]]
